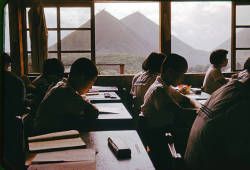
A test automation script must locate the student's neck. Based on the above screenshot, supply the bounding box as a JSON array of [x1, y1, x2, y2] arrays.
[[67, 81, 79, 93]]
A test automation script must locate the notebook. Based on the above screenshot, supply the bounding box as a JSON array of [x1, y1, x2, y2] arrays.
[[29, 137, 86, 153], [28, 130, 80, 142]]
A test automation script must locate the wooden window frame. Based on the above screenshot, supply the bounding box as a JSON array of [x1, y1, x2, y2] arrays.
[[232, 1, 250, 71], [24, 1, 95, 72]]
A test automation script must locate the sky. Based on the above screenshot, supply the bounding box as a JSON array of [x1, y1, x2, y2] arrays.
[[3, 2, 249, 52]]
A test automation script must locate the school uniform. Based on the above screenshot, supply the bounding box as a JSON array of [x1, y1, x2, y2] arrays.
[[141, 76, 196, 129], [130, 71, 158, 107], [185, 74, 250, 170], [34, 78, 99, 133], [203, 65, 228, 94]]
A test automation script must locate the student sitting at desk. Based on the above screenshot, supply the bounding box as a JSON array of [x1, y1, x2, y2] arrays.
[[185, 61, 250, 170], [30, 58, 65, 115], [34, 58, 99, 134], [141, 54, 200, 166], [203, 49, 229, 94], [141, 53, 200, 129], [130, 52, 166, 107]]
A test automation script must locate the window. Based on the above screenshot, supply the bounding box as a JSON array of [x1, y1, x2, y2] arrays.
[[4, 4, 10, 53], [95, 2, 160, 75], [26, 5, 93, 73], [234, 4, 250, 70], [171, 2, 231, 73], [3, 4, 11, 71]]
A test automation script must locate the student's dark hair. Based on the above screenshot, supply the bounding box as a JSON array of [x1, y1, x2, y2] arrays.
[[243, 57, 250, 72], [161, 53, 188, 74], [69, 58, 98, 90], [3, 52, 12, 66], [43, 58, 64, 77], [142, 52, 166, 73], [210, 49, 228, 65]]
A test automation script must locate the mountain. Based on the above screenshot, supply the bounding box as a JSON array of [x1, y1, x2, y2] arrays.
[[121, 11, 159, 52], [172, 36, 210, 67], [50, 10, 152, 56], [216, 29, 250, 69], [121, 11, 210, 67], [49, 10, 210, 71]]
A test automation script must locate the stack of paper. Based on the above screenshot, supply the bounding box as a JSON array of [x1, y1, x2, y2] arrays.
[[29, 137, 86, 153], [28, 130, 80, 142], [28, 149, 96, 170]]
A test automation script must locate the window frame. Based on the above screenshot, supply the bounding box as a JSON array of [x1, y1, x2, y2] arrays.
[[21, 0, 249, 73], [25, 0, 95, 72], [232, 1, 250, 71]]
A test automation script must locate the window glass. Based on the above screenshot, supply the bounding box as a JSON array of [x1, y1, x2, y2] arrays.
[[171, 2, 231, 73], [236, 50, 250, 70], [27, 31, 31, 51], [44, 8, 57, 28], [61, 30, 91, 51], [48, 31, 57, 51], [26, 7, 30, 28], [236, 28, 250, 48], [60, 8, 90, 28], [95, 2, 159, 75], [236, 5, 250, 25], [4, 4, 10, 53]]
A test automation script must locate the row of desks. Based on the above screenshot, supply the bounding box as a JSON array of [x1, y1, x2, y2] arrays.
[[26, 86, 211, 170]]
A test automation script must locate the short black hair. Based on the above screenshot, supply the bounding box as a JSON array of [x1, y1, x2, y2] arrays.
[[69, 58, 98, 90], [210, 49, 228, 65], [3, 52, 12, 66], [43, 58, 64, 77], [244, 57, 250, 72], [161, 53, 188, 74], [142, 52, 166, 73]]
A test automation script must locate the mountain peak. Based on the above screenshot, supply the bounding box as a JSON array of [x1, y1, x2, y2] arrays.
[[96, 9, 115, 18]]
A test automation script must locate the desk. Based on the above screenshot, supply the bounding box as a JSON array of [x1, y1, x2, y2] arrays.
[[85, 92, 121, 103], [186, 90, 210, 105], [80, 130, 155, 170], [78, 103, 134, 131], [88, 103, 134, 130], [27, 130, 155, 170]]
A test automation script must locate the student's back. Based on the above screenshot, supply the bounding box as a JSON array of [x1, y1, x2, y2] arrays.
[[3, 70, 26, 167], [131, 52, 166, 107], [203, 49, 229, 94], [34, 79, 98, 133], [34, 58, 99, 134], [31, 58, 65, 115], [185, 74, 250, 170]]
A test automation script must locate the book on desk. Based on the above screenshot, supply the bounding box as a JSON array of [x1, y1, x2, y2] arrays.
[[29, 137, 87, 153], [28, 149, 96, 170], [28, 130, 80, 142]]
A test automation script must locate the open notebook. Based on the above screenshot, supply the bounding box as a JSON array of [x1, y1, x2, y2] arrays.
[[28, 130, 80, 142], [29, 137, 86, 153]]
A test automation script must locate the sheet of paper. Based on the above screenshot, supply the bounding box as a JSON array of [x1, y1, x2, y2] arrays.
[[95, 106, 120, 114], [31, 149, 96, 163], [28, 130, 80, 142], [28, 161, 96, 170], [29, 137, 86, 152]]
